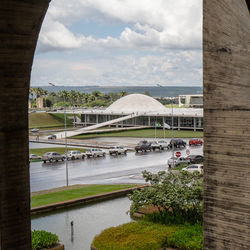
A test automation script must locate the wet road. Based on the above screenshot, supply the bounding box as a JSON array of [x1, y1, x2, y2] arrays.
[[30, 140, 203, 192]]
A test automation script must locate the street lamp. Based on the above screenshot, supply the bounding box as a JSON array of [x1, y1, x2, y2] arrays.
[[49, 82, 69, 187], [170, 97, 175, 168]]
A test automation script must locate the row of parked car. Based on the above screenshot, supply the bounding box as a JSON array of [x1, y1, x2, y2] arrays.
[[29, 146, 128, 163], [135, 138, 202, 152]]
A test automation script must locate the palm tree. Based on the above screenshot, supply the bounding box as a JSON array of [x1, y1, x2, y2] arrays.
[[0, 0, 50, 249]]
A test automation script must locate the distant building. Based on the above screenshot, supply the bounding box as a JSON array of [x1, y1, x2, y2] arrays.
[[178, 94, 203, 108], [80, 94, 203, 131]]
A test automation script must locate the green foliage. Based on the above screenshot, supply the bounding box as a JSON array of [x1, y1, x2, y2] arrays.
[[129, 170, 203, 223], [31, 230, 59, 250], [167, 224, 203, 250], [92, 221, 202, 250], [53, 101, 71, 107], [92, 221, 180, 250], [88, 99, 108, 107]]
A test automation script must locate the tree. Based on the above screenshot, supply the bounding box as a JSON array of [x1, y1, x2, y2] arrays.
[[129, 170, 203, 222]]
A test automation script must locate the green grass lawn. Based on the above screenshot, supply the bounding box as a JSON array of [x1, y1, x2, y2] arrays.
[[31, 184, 136, 208], [92, 220, 202, 250], [29, 147, 86, 156], [29, 113, 72, 129], [72, 129, 203, 139]]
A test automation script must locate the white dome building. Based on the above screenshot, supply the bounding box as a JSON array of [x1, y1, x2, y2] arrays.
[[79, 93, 203, 131], [105, 94, 166, 114]]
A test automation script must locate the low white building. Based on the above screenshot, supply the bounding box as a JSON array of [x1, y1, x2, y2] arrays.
[[178, 94, 203, 108], [80, 94, 203, 131]]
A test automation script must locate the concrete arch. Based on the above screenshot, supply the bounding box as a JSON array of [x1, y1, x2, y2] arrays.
[[0, 1, 50, 249]]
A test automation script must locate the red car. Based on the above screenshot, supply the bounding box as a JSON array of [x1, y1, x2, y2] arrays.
[[189, 138, 203, 146]]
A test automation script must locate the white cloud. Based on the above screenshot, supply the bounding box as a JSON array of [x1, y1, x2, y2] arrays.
[[31, 50, 201, 86], [37, 0, 202, 52]]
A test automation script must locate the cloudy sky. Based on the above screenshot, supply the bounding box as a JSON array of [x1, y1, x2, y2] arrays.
[[31, 0, 202, 87]]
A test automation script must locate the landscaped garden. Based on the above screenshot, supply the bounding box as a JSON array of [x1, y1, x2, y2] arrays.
[[92, 170, 203, 249]]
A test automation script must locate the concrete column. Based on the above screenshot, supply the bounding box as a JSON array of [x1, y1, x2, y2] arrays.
[[193, 117, 196, 131], [96, 114, 98, 124], [178, 117, 180, 130], [203, 1, 250, 249], [148, 116, 151, 127]]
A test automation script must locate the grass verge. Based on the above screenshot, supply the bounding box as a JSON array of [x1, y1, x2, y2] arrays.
[[72, 129, 203, 139], [29, 147, 86, 156], [31, 184, 136, 208], [29, 113, 72, 129], [92, 220, 202, 250]]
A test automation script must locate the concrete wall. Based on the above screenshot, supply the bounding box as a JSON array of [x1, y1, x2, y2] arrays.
[[203, 0, 250, 249]]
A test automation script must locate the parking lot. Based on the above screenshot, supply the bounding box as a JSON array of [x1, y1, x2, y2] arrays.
[[30, 139, 203, 192]]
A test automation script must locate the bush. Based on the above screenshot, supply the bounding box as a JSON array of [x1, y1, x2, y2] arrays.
[[129, 170, 203, 223], [92, 221, 202, 250], [92, 221, 180, 250], [31, 230, 59, 250]]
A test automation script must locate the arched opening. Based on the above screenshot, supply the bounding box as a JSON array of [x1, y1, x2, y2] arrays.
[[1, 0, 250, 249]]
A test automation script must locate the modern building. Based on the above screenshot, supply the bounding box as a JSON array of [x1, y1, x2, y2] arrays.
[[80, 94, 203, 131], [178, 94, 203, 108]]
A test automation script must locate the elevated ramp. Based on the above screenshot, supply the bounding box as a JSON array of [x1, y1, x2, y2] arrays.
[[52, 113, 139, 139]]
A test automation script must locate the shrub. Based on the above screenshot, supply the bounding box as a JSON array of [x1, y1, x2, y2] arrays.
[[31, 230, 59, 250], [92, 221, 180, 250], [129, 170, 203, 223]]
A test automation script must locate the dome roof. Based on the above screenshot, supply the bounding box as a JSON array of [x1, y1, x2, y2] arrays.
[[106, 94, 166, 114]]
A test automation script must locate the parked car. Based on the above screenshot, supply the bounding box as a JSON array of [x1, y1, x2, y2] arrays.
[[168, 139, 186, 148], [186, 155, 204, 164], [42, 152, 65, 163], [48, 134, 57, 139], [67, 150, 85, 160], [29, 154, 41, 160], [167, 156, 190, 168], [182, 164, 203, 173], [31, 128, 39, 133], [151, 140, 169, 151], [135, 140, 152, 152], [85, 148, 106, 158], [109, 146, 127, 155], [189, 138, 203, 146]]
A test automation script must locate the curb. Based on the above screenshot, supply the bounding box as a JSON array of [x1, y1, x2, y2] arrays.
[[31, 185, 147, 215]]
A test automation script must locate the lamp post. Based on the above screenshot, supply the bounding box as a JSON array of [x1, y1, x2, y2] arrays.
[[49, 82, 69, 187], [171, 97, 175, 168]]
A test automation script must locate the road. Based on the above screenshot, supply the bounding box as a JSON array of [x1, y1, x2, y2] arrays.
[[30, 141, 203, 192]]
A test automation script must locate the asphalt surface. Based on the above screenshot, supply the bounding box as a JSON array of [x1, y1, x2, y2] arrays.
[[30, 140, 203, 192]]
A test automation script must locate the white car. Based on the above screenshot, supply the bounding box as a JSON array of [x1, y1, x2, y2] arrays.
[[182, 164, 203, 173], [85, 148, 106, 158], [29, 154, 41, 160], [151, 140, 169, 150], [167, 157, 190, 168], [109, 146, 127, 155], [67, 151, 85, 160]]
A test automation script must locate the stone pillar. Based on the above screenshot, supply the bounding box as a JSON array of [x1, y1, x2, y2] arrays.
[[203, 0, 250, 249], [0, 1, 50, 249]]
